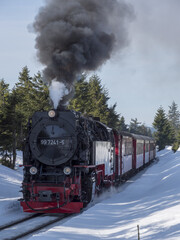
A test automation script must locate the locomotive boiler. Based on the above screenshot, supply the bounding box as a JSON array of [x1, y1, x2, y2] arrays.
[[20, 109, 115, 213]]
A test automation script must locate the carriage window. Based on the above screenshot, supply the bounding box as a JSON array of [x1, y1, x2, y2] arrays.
[[145, 143, 149, 152], [150, 143, 154, 151], [123, 137, 132, 156], [136, 141, 143, 155]]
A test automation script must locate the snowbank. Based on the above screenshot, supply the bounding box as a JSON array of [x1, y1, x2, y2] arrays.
[[0, 152, 22, 196], [0, 151, 30, 225], [1, 148, 180, 239], [28, 147, 180, 240]]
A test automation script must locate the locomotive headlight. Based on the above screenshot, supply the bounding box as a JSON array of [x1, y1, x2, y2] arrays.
[[29, 166, 38, 175], [48, 110, 56, 118], [63, 167, 72, 175]]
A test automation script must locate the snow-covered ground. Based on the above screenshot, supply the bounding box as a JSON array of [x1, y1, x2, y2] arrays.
[[1, 147, 180, 239], [0, 151, 32, 226]]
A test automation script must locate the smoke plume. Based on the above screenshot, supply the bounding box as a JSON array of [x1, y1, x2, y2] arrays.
[[49, 80, 69, 109], [33, 0, 134, 108]]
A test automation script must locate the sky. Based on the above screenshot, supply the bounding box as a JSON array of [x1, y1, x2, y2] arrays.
[[0, 0, 180, 126]]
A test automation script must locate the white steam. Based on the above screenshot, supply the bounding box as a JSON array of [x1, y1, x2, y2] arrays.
[[49, 80, 69, 109]]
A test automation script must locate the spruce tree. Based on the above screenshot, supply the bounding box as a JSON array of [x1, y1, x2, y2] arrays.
[[117, 116, 128, 132], [172, 128, 180, 152], [0, 68, 50, 168], [168, 101, 180, 133], [31, 72, 50, 111], [68, 75, 89, 113], [107, 103, 120, 129], [147, 128, 153, 137], [0, 79, 11, 165], [128, 118, 151, 136], [88, 75, 110, 124], [177, 129, 180, 145], [138, 124, 152, 137], [15, 66, 34, 130], [129, 118, 141, 134], [0, 80, 17, 168], [153, 106, 175, 150], [15, 67, 50, 148], [69, 75, 119, 128]]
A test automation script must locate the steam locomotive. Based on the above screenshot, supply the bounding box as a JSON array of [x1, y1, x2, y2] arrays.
[[20, 109, 156, 213]]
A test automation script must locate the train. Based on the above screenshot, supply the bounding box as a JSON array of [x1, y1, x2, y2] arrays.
[[20, 109, 156, 213]]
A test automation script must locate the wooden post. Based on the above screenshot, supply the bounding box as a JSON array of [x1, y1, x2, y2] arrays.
[[137, 225, 140, 240]]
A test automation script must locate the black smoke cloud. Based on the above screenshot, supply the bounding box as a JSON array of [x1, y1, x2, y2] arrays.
[[33, 0, 134, 106]]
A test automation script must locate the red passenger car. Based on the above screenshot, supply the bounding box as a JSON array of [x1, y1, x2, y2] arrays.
[[114, 131, 155, 181]]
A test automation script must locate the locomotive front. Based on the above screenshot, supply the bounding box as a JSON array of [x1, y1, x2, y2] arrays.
[[20, 110, 86, 213], [29, 109, 77, 166]]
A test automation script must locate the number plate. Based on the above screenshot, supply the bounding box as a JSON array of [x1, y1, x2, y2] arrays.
[[40, 139, 65, 146]]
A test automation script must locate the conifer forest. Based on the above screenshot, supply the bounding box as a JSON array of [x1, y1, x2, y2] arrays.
[[0, 66, 179, 168]]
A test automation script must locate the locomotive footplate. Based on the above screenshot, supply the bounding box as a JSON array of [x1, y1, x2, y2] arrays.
[[20, 201, 84, 213], [20, 183, 84, 213]]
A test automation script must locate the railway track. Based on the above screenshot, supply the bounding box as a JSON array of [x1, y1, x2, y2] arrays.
[[0, 213, 69, 240]]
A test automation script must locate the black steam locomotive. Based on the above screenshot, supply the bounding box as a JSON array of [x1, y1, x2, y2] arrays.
[[20, 109, 114, 213], [20, 109, 156, 213]]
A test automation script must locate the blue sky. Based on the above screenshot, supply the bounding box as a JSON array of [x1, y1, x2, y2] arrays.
[[0, 0, 180, 126], [0, 0, 44, 80]]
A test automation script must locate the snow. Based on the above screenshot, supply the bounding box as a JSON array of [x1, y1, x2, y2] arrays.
[[1, 147, 180, 239], [0, 151, 32, 226]]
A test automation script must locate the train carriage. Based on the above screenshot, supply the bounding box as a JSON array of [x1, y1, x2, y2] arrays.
[[130, 134, 155, 170], [114, 132, 155, 180], [135, 137, 144, 169], [121, 133, 133, 175]]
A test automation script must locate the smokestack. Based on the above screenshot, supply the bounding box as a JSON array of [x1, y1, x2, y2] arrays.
[[33, 0, 134, 108]]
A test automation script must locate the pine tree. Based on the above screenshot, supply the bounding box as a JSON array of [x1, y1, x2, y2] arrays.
[[153, 106, 175, 150], [168, 101, 180, 133], [5, 91, 19, 168], [69, 75, 119, 128], [138, 124, 152, 136], [15, 67, 50, 148], [0, 68, 50, 168], [128, 118, 151, 136], [147, 128, 152, 137], [87, 75, 110, 124], [172, 128, 180, 152], [177, 129, 180, 145], [0, 79, 17, 168], [107, 103, 120, 129], [129, 118, 141, 134], [117, 116, 128, 132], [167, 101, 180, 152], [68, 75, 89, 113], [31, 72, 50, 111], [15, 66, 34, 129], [0, 79, 11, 164]]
